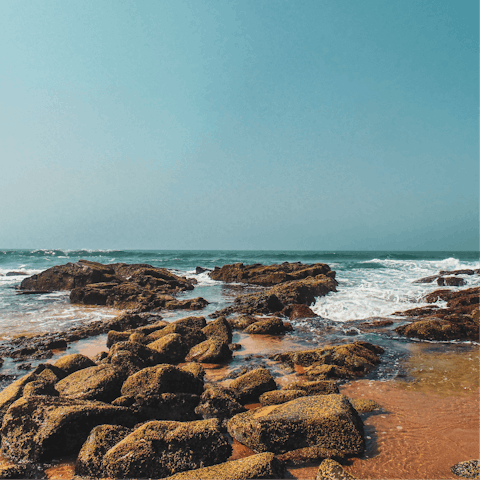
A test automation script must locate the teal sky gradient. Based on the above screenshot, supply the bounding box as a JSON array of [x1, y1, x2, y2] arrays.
[[1, 0, 478, 250]]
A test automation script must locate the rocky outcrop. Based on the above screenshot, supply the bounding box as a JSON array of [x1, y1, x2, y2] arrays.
[[161, 452, 286, 480], [282, 304, 317, 319], [229, 368, 277, 403], [101, 419, 231, 479], [53, 353, 96, 375], [185, 337, 232, 363], [271, 341, 384, 379], [244, 317, 293, 334], [0, 396, 137, 462], [18, 260, 206, 313], [210, 262, 335, 286], [194, 384, 245, 421], [227, 394, 364, 456], [395, 287, 479, 341], [213, 275, 337, 317]]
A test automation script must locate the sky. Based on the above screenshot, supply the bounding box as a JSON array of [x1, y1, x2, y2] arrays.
[[1, 0, 478, 251]]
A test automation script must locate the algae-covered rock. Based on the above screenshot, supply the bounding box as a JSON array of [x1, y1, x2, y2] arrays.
[[75, 424, 131, 477], [283, 380, 339, 396], [451, 460, 479, 479], [53, 353, 96, 375], [259, 390, 307, 406], [316, 458, 356, 480], [145, 316, 207, 350], [229, 368, 277, 403], [181, 363, 205, 380], [102, 419, 231, 479], [134, 393, 200, 421], [348, 398, 381, 414], [55, 364, 126, 402], [244, 317, 293, 335], [148, 333, 188, 363], [106, 330, 131, 347], [121, 364, 204, 398], [162, 452, 286, 479], [195, 384, 245, 420], [0, 395, 137, 462], [185, 337, 232, 363], [202, 317, 233, 343], [282, 304, 317, 319], [227, 394, 364, 455], [107, 340, 163, 366]]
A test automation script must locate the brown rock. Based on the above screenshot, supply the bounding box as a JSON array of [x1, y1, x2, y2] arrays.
[[185, 337, 232, 363], [195, 384, 245, 420], [202, 317, 233, 343], [244, 317, 293, 334], [259, 390, 307, 406], [229, 368, 277, 403], [53, 353, 96, 375], [316, 458, 356, 480], [148, 333, 188, 364], [283, 304, 317, 319]]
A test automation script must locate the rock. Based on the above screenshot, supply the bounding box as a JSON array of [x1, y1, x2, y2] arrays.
[[0, 463, 39, 479], [53, 353, 96, 375], [227, 394, 364, 455], [395, 316, 478, 341], [316, 458, 356, 480], [22, 379, 58, 397], [0, 364, 66, 423], [412, 275, 440, 284], [148, 333, 189, 363], [145, 316, 207, 350], [283, 380, 339, 395], [244, 317, 293, 334], [164, 297, 209, 311], [121, 364, 204, 398], [440, 269, 475, 276], [108, 349, 147, 376], [229, 368, 277, 403], [134, 319, 168, 335], [437, 277, 467, 287], [134, 393, 201, 421], [106, 330, 131, 347], [181, 363, 205, 380], [282, 304, 317, 319], [209, 262, 334, 286], [101, 419, 231, 479], [271, 342, 383, 378], [185, 337, 232, 363], [5, 271, 28, 276], [304, 364, 352, 379], [55, 364, 126, 403], [75, 424, 132, 477], [195, 266, 210, 274], [259, 390, 307, 406], [195, 384, 245, 420], [0, 395, 137, 462], [228, 315, 260, 330], [348, 398, 381, 414], [214, 275, 338, 317], [107, 340, 163, 367], [451, 460, 479, 478], [202, 317, 233, 343], [162, 452, 286, 480]]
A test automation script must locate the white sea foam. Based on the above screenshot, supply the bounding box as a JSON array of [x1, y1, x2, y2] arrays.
[[312, 257, 480, 322]]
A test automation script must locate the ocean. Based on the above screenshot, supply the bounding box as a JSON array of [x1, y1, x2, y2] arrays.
[[1, 249, 478, 339]]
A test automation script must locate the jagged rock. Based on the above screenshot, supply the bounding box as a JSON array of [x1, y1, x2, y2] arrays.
[[202, 317, 233, 343], [133, 392, 200, 421], [195, 384, 245, 420], [148, 333, 189, 364], [395, 316, 478, 341], [164, 298, 209, 311], [108, 349, 146, 376], [440, 269, 475, 276], [101, 419, 231, 479], [106, 331, 131, 347], [209, 262, 334, 286], [0, 364, 66, 423], [75, 425, 132, 477], [53, 353, 96, 375], [55, 365, 126, 402], [227, 394, 364, 455], [181, 363, 205, 380], [259, 390, 307, 406], [0, 396, 137, 462], [282, 304, 317, 319], [162, 452, 286, 479], [22, 379, 58, 397], [229, 368, 277, 403], [0, 463, 39, 479], [107, 340, 163, 367], [145, 316, 207, 350], [316, 459, 356, 480], [185, 337, 232, 363], [437, 277, 466, 287], [271, 342, 383, 378], [283, 380, 339, 395], [451, 460, 479, 478], [244, 317, 293, 334], [412, 275, 440, 284], [121, 364, 204, 398], [214, 275, 337, 316]]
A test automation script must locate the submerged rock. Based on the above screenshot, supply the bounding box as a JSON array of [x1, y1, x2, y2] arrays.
[[315, 458, 356, 480], [227, 394, 364, 456], [451, 460, 479, 479]]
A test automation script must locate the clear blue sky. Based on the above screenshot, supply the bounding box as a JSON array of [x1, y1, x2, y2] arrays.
[[1, 0, 478, 250]]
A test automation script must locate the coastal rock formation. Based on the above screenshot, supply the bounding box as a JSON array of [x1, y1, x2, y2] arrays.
[[18, 260, 206, 313], [209, 262, 335, 286], [271, 341, 384, 379], [101, 419, 231, 479], [244, 317, 293, 334], [450, 460, 479, 479], [213, 275, 337, 317], [315, 458, 356, 480], [195, 384, 246, 420], [0, 396, 137, 462], [161, 452, 286, 480], [53, 353, 96, 375], [227, 394, 364, 456], [395, 287, 479, 341], [185, 337, 232, 363], [229, 368, 277, 403]]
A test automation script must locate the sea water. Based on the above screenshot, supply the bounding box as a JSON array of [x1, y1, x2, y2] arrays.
[[1, 249, 479, 339]]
